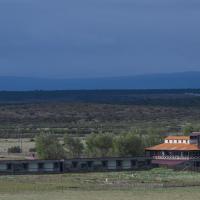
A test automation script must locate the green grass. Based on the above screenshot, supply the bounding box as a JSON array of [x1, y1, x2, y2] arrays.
[[1, 188, 200, 200], [1, 168, 200, 199], [1, 168, 200, 192]]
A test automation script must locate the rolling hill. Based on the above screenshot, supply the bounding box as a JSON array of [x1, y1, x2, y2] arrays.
[[0, 71, 200, 91]]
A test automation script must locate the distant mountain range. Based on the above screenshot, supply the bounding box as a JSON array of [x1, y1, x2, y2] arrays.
[[1, 71, 200, 91]]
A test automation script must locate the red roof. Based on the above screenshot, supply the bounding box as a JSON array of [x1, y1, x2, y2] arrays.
[[165, 136, 189, 140], [145, 143, 200, 151]]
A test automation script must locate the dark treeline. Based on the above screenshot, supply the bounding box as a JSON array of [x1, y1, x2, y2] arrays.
[[0, 89, 200, 107]]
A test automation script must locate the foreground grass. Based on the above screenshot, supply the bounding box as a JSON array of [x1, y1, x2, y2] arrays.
[[1, 188, 200, 200], [1, 168, 200, 200]]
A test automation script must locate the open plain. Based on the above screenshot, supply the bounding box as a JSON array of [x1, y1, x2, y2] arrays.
[[1, 168, 200, 200]]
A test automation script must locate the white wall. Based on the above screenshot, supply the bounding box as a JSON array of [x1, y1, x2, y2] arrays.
[[0, 164, 7, 171], [28, 163, 38, 172], [107, 160, 116, 170], [44, 163, 54, 172], [122, 160, 131, 169]]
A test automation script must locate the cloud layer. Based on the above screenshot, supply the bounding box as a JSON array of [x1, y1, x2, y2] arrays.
[[0, 0, 200, 78]]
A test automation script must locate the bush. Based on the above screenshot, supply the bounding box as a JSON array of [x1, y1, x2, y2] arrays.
[[113, 133, 144, 156], [36, 134, 65, 159], [29, 147, 36, 152], [64, 135, 84, 157], [29, 138, 35, 142], [85, 133, 113, 157], [8, 146, 21, 153]]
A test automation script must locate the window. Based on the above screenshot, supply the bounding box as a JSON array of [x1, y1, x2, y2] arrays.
[[131, 160, 136, 167], [23, 163, 29, 170], [72, 161, 78, 168], [7, 163, 12, 170], [38, 163, 44, 170], [81, 163, 87, 169], [116, 160, 122, 168], [54, 162, 59, 169], [87, 161, 93, 168], [102, 161, 108, 168]]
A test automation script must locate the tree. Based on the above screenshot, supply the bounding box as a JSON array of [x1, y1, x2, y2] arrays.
[[182, 124, 194, 135], [85, 133, 98, 156], [85, 133, 113, 157], [64, 135, 84, 157], [143, 128, 163, 147], [35, 134, 65, 159], [113, 133, 144, 156]]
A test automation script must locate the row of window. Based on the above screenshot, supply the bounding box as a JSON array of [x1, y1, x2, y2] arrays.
[[165, 139, 189, 144], [6, 162, 59, 170], [3, 159, 152, 172], [0, 158, 153, 175], [6, 160, 138, 170], [71, 160, 137, 169]]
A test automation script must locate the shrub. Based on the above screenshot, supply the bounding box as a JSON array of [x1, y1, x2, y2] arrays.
[[85, 133, 113, 157], [113, 133, 144, 156], [29, 138, 35, 142], [29, 147, 36, 152], [8, 146, 21, 153], [64, 135, 84, 157], [36, 133, 65, 159]]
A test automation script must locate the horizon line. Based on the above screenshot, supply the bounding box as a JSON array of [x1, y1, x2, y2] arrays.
[[0, 70, 200, 80]]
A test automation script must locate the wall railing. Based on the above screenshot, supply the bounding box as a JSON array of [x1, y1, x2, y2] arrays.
[[152, 155, 200, 160]]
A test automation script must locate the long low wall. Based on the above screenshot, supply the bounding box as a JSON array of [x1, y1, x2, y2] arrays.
[[0, 157, 152, 175]]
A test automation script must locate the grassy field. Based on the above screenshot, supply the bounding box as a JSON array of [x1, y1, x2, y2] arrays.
[[2, 188, 200, 200], [1, 168, 200, 200]]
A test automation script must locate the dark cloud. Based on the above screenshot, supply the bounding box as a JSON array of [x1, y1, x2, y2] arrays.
[[0, 0, 200, 78]]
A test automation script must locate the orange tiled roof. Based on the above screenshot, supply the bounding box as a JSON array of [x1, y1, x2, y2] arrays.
[[165, 136, 190, 140], [145, 143, 200, 151]]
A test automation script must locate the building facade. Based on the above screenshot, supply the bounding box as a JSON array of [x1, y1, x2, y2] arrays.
[[145, 132, 200, 167], [0, 157, 152, 175]]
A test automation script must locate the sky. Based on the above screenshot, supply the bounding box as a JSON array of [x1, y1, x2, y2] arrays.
[[0, 0, 200, 79]]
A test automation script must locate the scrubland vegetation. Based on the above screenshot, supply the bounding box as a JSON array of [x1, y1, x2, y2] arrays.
[[1, 90, 200, 139]]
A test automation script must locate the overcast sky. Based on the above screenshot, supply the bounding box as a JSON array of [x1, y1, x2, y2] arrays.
[[0, 0, 200, 78]]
